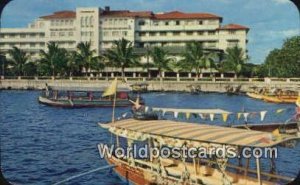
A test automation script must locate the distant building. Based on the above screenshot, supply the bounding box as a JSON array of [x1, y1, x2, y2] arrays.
[[0, 6, 249, 76]]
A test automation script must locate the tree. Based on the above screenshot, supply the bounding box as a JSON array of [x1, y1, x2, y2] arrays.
[[180, 42, 216, 78], [8, 46, 29, 76], [76, 41, 99, 76], [39, 42, 68, 76], [262, 36, 300, 77], [223, 46, 247, 78], [150, 47, 172, 78], [105, 38, 139, 77], [66, 51, 81, 77], [90, 55, 105, 75]]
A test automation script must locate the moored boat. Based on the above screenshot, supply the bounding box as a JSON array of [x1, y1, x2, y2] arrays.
[[98, 119, 300, 185], [38, 81, 144, 108], [246, 92, 264, 100]]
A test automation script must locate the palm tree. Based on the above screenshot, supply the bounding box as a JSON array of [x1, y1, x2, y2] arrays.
[[105, 38, 139, 77], [180, 42, 215, 78], [76, 41, 98, 76], [224, 46, 247, 78], [150, 47, 172, 78], [91, 55, 105, 75], [66, 51, 81, 77], [8, 46, 29, 76], [39, 42, 67, 77]]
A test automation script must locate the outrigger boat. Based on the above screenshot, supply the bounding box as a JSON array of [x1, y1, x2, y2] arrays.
[[246, 88, 299, 104], [98, 119, 300, 185], [38, 80, 144, 108]]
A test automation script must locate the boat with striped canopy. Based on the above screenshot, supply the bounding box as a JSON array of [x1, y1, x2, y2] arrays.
[[98, 119, 300, 185], [38, 80, 144, 108]]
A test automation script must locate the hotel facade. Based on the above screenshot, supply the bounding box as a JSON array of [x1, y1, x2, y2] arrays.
[[0, 6, 249, 76]]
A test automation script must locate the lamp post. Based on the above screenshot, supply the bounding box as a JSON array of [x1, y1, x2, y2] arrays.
[[0, 0, 12, 78]]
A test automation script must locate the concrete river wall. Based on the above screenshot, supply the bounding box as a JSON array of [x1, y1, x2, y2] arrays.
[[1, 77, 300, 92]]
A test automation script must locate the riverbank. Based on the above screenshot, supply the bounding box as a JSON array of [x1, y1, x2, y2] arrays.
[[1, 77, 300, 92]]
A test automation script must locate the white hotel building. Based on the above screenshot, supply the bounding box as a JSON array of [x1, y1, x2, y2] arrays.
[[0, 6, 249, 76]]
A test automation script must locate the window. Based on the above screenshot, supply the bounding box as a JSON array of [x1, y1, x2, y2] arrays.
[[208, 31, 215, 35], [186, 31, 194, 36], [199, 20, 203, 25], [160, 32, 167, 36], [90, 16, 94, 27], [112, 31, 119, 36], [59, 32, 65, 37], [85, 17, 89, 27], [20, 34, 26, 38], [40, 43, 44, 47], [122, 31, 128, 36], [30, 43, 36, 48], [103, 31, 109, 37], [173, 32, 180, 36], [207, 42, 217, 48], [81, 17, 84, 27], [51, 32, 56, 37], [153, 21, 159, 26], [197, 31, 204, 35], [229, 31, 236, 35], [175, 20, 180, 25], [149, 32, 156, 36], [139, 32, 146, 37], [165, 21, 169, 26], [138, 20, 145, 26], [68, 32, 73, 36], [227, 40, 239, 47]]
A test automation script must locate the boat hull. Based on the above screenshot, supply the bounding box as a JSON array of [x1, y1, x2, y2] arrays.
[[246, 92, 263, 100], [38, 96, 142, 108]]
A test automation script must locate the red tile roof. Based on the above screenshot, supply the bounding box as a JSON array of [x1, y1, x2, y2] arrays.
[[40, 11, 76, 19], [154, 11, 221, 20], [218, 24, 249, 31], [101, 10, 153, 18]]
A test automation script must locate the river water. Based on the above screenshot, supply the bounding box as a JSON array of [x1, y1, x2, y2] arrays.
[[0, 91, 299, 184]]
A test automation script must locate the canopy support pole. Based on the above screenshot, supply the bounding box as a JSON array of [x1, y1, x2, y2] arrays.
[[112, 92, 116, 123], [244, 158, 250, 180], [256, 157, 262, 185]]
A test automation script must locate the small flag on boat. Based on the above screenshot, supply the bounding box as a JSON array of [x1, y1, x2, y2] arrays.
[[209, 114, 215, 121], [199, 113, 205, 119], [145, 106, 149, 112], [222, 113, 229, 122], [260, 111, 267, 121], [243, 113, 249, 122], [174, 112, 179, 118], [237, 113, 242, 120], [186, 112, 191, 120], [102, 78, 118, 97]]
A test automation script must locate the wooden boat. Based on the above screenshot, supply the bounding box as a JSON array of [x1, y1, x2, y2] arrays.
[[233, 122, 300, 136], [246, 92, 264, 100], [130, 82, 149, 93], [262, 95, 298, 104], [247, 88, 299, 104], [38, 85, 144, 108], [98, 119, 300, 185]]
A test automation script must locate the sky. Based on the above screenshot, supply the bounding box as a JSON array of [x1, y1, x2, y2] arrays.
[[1, 0, 299, 64]]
